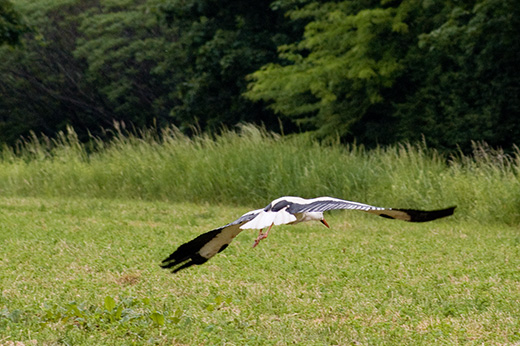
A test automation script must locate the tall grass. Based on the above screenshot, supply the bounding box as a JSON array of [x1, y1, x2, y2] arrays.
[[0, 124, 518, 224]]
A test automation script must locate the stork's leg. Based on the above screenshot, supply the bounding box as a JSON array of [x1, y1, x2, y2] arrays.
[[252, 224, 274, 248], [252, 229, 263, 248]]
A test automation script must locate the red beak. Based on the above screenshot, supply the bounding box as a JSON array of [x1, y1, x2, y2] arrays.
[[320, 219, 330, 228]]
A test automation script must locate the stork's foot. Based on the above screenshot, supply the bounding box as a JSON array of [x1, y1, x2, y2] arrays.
[[252, 232, 269, 248], [252, 224, 274, 248]]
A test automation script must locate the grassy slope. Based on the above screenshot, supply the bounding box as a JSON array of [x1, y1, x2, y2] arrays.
[[1, 197, 519, 345]]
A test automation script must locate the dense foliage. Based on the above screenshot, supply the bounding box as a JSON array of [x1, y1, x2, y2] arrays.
[[246, 0, 520, 151], [0, 0, 518, 152], [0, 0, 299, 143], [0, 0, 30, 46]]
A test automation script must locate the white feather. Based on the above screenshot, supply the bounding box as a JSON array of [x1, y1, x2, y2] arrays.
[[240, 210, 297, 229], [272, 210, 298, 225]]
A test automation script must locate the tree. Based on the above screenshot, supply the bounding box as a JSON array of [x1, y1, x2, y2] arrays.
[[0, 0, 30, 46], [0, 0, 302, 144], [396, 0, 520, 151], [155, 0, 304, 133], [245, 0, 415, 143], [245, 0, 520, 152], [72, 0, 179, 130], [0, 0, 113, 143]]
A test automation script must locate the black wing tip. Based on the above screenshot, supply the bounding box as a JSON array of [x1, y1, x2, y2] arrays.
[[159, 228, 223, 274], [396, 205, 457, 222]]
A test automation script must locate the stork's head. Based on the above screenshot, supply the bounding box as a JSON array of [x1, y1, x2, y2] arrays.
[[320, 217, 330, 228]]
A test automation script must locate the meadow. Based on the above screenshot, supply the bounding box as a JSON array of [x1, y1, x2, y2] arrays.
[[0, 126, 519, 345]]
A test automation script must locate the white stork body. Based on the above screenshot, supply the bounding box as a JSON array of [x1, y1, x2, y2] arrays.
[[161, 196, 455, 273], [239, 196, 386, 230]]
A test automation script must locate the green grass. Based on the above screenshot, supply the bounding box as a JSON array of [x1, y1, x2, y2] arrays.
[[0, 126, 519, 344], [1, 196, 519, 345], [0, 125, 519, 224]]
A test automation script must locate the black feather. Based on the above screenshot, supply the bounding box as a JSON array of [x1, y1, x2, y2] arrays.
[[160, 210, 260, 274], [380, 206, 457, 222], [270, 201, 291, 212], [160, 228, 222, 272]]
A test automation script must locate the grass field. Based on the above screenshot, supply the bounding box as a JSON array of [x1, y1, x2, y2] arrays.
[[0, 126, 519, 345], [1, 196, 519, 345]]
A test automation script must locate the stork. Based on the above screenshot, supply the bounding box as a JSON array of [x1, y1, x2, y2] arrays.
[[160, 196, 456, 273]]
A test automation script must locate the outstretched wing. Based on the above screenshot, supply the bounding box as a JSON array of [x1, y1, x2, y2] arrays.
[[160, 209, 262, 273], [287, 197, 456, 222]]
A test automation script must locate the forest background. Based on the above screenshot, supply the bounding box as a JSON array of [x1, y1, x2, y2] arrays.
[[1, 0, 519, 153]]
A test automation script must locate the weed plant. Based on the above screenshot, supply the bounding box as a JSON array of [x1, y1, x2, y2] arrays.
[[0, 124, 518, 224]]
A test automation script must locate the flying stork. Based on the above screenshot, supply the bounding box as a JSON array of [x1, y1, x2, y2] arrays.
[[160, 196, 456, 273]]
